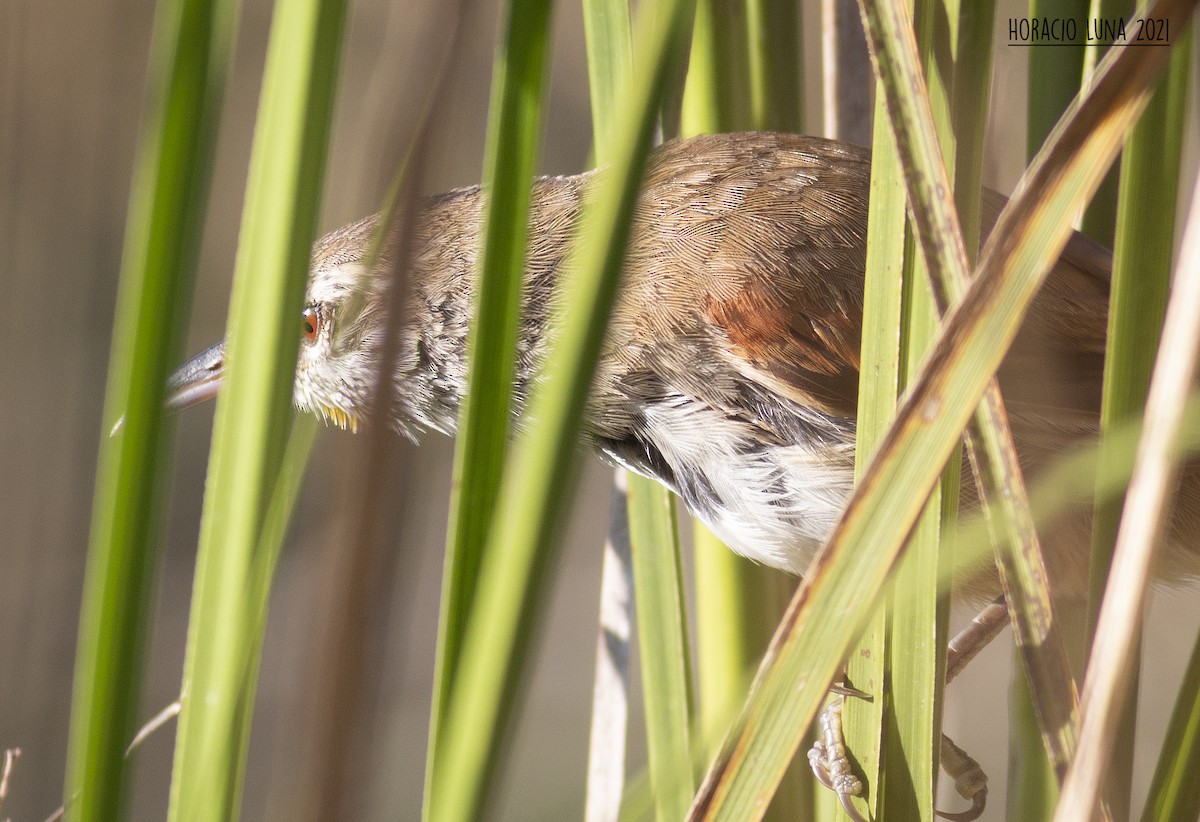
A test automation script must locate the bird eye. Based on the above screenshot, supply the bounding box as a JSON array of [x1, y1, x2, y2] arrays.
[[302, 306, 321, 343]]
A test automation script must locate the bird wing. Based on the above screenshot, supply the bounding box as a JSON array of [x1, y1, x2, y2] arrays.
[[620, 132, 872, 423], [611, 132, 1111, 441]]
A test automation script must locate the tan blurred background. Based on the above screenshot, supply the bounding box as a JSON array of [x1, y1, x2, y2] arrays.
[[1, 0, 1197, 819]]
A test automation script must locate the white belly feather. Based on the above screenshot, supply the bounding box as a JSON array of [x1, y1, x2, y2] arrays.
[[635, 396, 855, 575]]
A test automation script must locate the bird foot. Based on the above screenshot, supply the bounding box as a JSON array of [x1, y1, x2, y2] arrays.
[[936, 732, 988, 822], [807, 693, 989, 822], [807, 594, 1003, 821], [807, 695, 868, 822]]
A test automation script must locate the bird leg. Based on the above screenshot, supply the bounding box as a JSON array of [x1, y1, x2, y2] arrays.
[[807, 596, 1009, 821], [947, 596, 1009, 686], [932, 596, 1007, 821]]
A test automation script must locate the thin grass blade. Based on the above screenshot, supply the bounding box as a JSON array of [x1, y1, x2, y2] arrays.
[[426, 1, 697, 818], [678, 9, 810, 818], [628, 472, 695, 819], [841, 90, 907, 822], [1078, 0, 1134, 247], [580, 4, 636, 820], [230, 413, 318, 804], [681, 0, 751, 131], [165, 0, 347, 815], [856, 0, 1080, 781], [64, 0, 236, 816], [744, 0, 802, 132], [583, 0, 633, 162], [586, 3, 697, 815], [1017, 2, 1093, 804], [425, 0, 556, 806], [1026, 0, 1089, 163], [871, 0, 972, 814]]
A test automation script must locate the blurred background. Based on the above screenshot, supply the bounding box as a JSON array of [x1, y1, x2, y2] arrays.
[[1, 0, 1197, 819]]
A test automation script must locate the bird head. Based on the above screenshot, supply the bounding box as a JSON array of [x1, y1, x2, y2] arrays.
[[168, 215, 392, 434]]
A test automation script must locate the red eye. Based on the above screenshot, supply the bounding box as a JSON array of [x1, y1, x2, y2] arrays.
[[302, 307, 320, 343]]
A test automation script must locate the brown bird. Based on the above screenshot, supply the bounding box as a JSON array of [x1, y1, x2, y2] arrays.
[[169, 129, 1199, 599]]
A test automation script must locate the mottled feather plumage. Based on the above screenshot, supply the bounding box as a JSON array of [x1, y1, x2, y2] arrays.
[[271, 132, 1193, 593]]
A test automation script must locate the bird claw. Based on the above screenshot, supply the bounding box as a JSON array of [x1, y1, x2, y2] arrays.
[[935, 732, 988, 822], [936, 793, 987, 822], [807, 696, 868, 822], [807, 692, 989, 822], [829, 681, 872, 700]]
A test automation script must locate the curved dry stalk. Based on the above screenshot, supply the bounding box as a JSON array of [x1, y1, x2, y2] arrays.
[[1, 747, 19, 818], [584, 474, 633, 822], [1053, 160, 1200, 822]]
